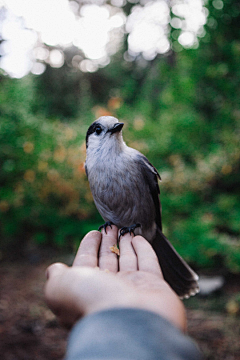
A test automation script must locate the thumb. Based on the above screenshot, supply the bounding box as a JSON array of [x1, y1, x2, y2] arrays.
[[45, 262, 68, 280], [45, 263, 82, 328]]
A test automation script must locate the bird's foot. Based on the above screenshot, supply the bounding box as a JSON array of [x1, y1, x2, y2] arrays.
[[98, 221, 114, 234], [119, 223, 141, 240]]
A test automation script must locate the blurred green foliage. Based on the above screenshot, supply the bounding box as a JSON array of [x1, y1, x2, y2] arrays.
[[0, 76, 101, 256], [0, 0, 239, 272]]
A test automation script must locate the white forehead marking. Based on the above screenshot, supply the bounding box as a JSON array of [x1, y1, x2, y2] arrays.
[[95, 116, 119, 129]]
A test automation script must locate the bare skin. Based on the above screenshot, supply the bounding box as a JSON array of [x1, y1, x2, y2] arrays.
[[45, 226, 186, 331]]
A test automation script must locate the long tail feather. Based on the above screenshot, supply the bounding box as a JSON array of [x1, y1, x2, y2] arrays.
[[152, 228, 199, 298]]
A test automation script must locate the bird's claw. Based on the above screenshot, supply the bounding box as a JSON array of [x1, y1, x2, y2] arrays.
[[119, 223, 141, 240], [98, 221, 114, 234]]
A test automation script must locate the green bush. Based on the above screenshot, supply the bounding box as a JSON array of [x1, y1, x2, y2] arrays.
[[0, 76, 100, 254]]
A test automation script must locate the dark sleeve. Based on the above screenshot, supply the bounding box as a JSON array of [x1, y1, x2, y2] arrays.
[[65, 308, 202, 360]]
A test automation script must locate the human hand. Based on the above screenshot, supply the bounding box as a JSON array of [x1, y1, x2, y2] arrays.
[[44, 226, 186, 331]]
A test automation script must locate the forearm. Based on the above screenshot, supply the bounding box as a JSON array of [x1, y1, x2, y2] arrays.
[[65, 308, 202, 360]]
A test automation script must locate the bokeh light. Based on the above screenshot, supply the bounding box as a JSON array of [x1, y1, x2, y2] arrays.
[[0, 0, 208, 77], [126, 1, 170, 59]]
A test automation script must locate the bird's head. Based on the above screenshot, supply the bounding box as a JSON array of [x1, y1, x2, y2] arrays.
[[86, 116, 124, 153]]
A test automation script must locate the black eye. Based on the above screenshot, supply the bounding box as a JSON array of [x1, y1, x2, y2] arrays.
[[95, 126, 102, 135]]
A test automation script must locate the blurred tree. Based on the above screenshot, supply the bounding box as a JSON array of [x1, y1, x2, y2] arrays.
[[0, 74, 99, 258], [0, 0, 239, 272], [114, 0, 240, 271]]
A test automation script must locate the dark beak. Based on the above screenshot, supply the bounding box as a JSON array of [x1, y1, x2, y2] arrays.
[[108, 122, 124, 135]]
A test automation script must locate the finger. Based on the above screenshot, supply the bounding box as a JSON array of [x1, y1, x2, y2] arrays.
[[45, 265, 83, 327], [99, 225, 118, 273], [119, 233, 137, 271], [45, 263, 69, 310], [46, 262, 69, 280], [73, 231, 102, 267], [132, 236, 163, 276]]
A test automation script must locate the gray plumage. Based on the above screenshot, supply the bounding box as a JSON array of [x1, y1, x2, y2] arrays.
[[85, 116, 199, 298]]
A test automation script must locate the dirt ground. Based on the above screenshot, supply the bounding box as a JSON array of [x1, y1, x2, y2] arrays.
[[0, 257, 240, 360]]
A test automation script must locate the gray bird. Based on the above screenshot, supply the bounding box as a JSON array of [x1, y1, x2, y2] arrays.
[[85, 116, 199, 298]]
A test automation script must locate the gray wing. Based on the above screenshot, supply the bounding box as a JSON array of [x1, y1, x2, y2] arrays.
[[84, 162, 88, 178], [137, 155, 162, 231]]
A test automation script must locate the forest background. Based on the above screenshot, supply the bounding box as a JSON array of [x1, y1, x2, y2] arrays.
[[0, 0, 240, 277]]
